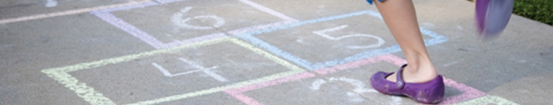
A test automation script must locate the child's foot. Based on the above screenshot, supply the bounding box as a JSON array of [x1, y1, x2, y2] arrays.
[[385, 64, 439, 83], [370, 64, 445, 104]]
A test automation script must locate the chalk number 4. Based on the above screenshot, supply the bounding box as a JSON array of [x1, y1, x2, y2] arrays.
[[313, 25, 385, 49]]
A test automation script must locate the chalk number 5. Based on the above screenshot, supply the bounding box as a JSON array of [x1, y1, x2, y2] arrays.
[[313, 25, 385, 49]]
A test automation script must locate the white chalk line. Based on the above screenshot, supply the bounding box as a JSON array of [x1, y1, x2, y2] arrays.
[[311, 76, 404, 105], [238, 0, 298, 22], [152, 63, 174, 76], [85, 0, 298, 50], [171, 7, 226, 30], [158, 20, 293, 49], [309, 79, 327, 90], [177, 58, 228, 82], [162, 0, 300, 48], [37, 0, 300, 104], [310, 77, 386, 103], [129, 38, 306, 105], [443, 60, 463, 67], [151, 62, 219, 77], [313, 25, 349, 40], [312, 25, 385, 49], [130, 70, 302, 105], [0, 0, 153, 24]]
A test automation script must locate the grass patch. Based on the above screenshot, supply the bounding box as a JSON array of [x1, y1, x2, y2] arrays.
[[513, 0, 553, 25]]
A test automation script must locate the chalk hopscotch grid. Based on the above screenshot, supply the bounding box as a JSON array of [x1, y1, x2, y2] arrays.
[[41, 38, 307, 105], [91, 0, 297, 49], [226, 54, 491, 105], [236, 10, 449, 70], [5, 0, 515, 104]]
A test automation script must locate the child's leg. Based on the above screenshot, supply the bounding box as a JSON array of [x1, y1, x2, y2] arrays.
[[374, 0, 438, 83]]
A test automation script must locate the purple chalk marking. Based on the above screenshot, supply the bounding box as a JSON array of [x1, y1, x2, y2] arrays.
[[90, 0, 187, 13], [92, 0, 296, 49], [94, 12, 228, 49], [93, 12, 165, 48], [90, 1, 158, 13]]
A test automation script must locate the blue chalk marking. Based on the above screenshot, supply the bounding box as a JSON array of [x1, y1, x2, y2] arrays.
[[239, 33, 315, 70], [237, 10, 449, 70]]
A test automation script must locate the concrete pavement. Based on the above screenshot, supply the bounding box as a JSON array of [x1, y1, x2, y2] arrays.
[[1, 0, 552, 104]]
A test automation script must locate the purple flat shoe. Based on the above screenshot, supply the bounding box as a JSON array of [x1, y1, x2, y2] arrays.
[[370, 64, 445, 104]]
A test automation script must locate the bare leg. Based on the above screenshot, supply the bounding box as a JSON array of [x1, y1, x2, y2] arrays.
[[374, 0, 438, 83]]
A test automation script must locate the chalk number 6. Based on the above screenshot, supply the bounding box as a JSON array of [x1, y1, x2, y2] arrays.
[[313, 25, 385, 49], [171, 7, 225, 30]]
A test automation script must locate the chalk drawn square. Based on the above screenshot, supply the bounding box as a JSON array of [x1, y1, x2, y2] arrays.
[[91, 0, 297, 49], [226, 54, 486, 105], [41, 38, 306, 105], [237, 10, 448, 70], [255, 14, 397, 64]]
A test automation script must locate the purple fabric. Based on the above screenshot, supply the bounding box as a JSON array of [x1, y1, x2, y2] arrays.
[[484, 0, 514, 36], [476, 0, 490, 34], [475, 0, 514, 39]]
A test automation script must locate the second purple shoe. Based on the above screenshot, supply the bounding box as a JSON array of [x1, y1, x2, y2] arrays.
[[370, 64, 445, 104]]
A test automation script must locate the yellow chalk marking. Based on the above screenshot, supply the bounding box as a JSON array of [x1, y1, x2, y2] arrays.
[[42, 37, 227, 105], [130, 38, 305, 105], [454, 95, 519, 105], [42, 37, 306, 105]]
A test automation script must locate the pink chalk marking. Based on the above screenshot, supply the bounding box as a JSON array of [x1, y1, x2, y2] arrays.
[[0, 0, 152, 24], [225, 54, 487, 105], [226, 72, 316, 93], [225, 72, 316, 105], [224, 92, 264, 105], [315, 54, 406, 75], [225, 54, 401, 105], [439, 78, 486, 104]]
